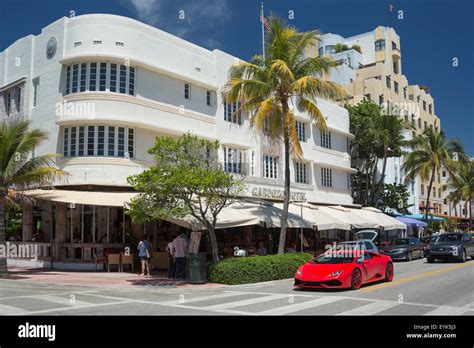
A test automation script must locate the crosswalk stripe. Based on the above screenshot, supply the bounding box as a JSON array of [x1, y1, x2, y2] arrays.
[[337, 301, 398, 315], [203, 294, 289, 311], [25, 300, 131, 315], [157, 291, 248, 306], [424, 306, 470, 315], [0, 303, 30, 315], [31, 295, 93, 307], [257, 296, 343, 315]]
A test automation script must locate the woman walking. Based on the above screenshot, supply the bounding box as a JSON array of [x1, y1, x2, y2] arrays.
[[137, 234, 151, 277]]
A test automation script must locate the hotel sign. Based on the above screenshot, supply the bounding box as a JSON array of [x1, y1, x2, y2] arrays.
[[251, 187, 306, 201]]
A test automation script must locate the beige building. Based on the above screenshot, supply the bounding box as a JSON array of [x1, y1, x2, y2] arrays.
[[318, 26, 444, 215]]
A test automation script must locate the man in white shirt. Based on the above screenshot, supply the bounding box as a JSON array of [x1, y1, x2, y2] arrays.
[[172, 233, 188, 279]]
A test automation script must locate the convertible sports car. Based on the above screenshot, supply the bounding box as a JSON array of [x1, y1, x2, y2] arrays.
[[294, 251, 394, 290]]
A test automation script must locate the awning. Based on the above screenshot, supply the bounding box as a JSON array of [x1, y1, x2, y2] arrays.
[[395, 216, 428, 228], [321, 206, 379, 229], [21, 189, 138, 207], [291, 203, 351, 231], [357, 207, 407, 230], [403, 213, 446, 221]]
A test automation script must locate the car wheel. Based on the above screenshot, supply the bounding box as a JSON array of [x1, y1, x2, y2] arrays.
[[384, 262, 394, 282], [350, 268, 362, 290], [459, 249, 467, 263], [427, 257, 434, 263], [407, 251, 412, 261]]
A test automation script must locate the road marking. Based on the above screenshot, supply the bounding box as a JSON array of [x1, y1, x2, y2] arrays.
[[157, 291, 249, 306], [337, 301, 398, 315], [0, 290, 96, 301], [361, 262, 474, 293], [31, 295, 93, 307], [257, 296, 343, 315], [425, 306, 471, 315], [203, 294, 289, 311], [0, 303, 30, 315], [25, 300, 132, 315]]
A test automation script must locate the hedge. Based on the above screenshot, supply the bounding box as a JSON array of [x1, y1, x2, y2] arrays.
[[209, 252, 314, 285]]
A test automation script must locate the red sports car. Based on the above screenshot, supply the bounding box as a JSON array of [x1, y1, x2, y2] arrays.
[[294, 251, 394, 290]]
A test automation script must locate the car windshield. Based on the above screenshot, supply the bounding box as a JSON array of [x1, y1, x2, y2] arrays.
[[312, 254, 354, 264], [436, 234, 462, 242], [388, 239, 409, 246]]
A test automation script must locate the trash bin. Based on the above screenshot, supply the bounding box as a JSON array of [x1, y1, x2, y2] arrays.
[[188, 253, 208, 284]]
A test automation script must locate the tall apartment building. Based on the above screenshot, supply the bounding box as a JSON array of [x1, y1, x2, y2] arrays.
[[318, 26, 443, 215], [0, 14, 355, 257]]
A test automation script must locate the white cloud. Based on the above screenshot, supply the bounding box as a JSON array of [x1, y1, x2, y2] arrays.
[[127, 0, 230, 47]]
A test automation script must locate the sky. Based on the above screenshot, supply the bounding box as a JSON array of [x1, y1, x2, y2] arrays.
[[1, 0, 473, 155]]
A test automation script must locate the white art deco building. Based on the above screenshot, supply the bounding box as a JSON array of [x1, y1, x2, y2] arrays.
[[0, 14, 357, 267]]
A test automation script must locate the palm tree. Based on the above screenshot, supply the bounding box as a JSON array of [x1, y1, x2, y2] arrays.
[[448, 160, 474, 230], [446, 190, 462, 217], [224, 15, 346, 253], [403, 128, 463, 222], [0, 117, 64, 274]]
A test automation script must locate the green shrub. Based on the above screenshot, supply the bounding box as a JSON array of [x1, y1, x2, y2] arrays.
[[209, 253, 313, 285]]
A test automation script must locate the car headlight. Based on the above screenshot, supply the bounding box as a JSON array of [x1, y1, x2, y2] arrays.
[[296, 269, 303, 276], [328, 270, 343, 277]]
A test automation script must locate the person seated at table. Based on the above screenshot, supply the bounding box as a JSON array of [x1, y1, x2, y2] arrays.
[[286, 242, 297, 253], [256, 241, 267, 256]]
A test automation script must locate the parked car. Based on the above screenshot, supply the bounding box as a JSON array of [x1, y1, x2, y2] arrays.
[[380, 237, 423, 261], [338, 240, 378, 253], [294, 251, 394, 290], [426, 232, 474, 263], [420, 236, 437, 257]]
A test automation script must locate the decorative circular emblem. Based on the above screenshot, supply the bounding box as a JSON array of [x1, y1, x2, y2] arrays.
[[46, 37, 57, 59]]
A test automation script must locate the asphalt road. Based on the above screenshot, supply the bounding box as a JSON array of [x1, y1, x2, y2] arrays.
[[0, 257, 473, 316]]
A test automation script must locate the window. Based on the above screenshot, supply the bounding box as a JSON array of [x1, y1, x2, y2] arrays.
[[63, 128, 69, 156], [433, 189, 436, 198], [325, 45, 335, 54], [393, 61, 398, 74], [87, 126, 95, 156], [108, 126, 115, 156], [429, 104, 432, 114], [99, 63, 107, 91], [70, 127, 77, 157], [346, 138, 351, 153], [403, 87, 407, 99], [321, 167, 332, 187], [386, 76, 391, 89], [392, 41, 397, 50], [119, 65, 126, 94], [411, 115, 415, 126], [418, 118, 421, 129], [379, 95, 384, 106], [296, 121, 306, 142], [15, 88, 21, 113], [118, 127, 125, 157], [295, 162, 307, 184], [421, 184, 424, 195], [404, 115, 408, 122], [184, 83, 190, 99], [408, 94, 414, 101], [33, 78, 39, 107], [318, 47, 324, 56], [72, 64, 79, 93], [128, 67, 135, 96], [424, 121, 427, 130], [320, 129, 331, 149], [442, 170, 446, 178], [206, 91, 211, 106], [375, 39, 385, 51], [347, 173, 351, 189], [224, 147, 243, 174], [78, 126, 85, 156], [80, 63, 87, 92], [394, 81, 398, 93], [128, 129, 134, 158], [224, 100, 242, 125], [423, 101, 426, 111], [264, 155, 277, 179], [66, 66, 71, 94], [89, 63, 97, 91], [364, 94, 371, 101], [97, 126, 105, 156], [110, 64, 117, 93], [438, 188, 441, 197]]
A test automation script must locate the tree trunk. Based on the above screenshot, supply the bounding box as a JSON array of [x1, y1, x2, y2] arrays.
[[208, 225, 219, 263], [0, 196, 7, 274], [364, 160, 370, 206], [375, 147, 389, 208], [278, 103, 291, 254], [425, 165, 436, 224], [369, 156, 379, 206]]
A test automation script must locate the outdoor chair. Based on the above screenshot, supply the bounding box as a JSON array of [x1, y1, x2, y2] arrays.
[[121, 254, 134, 272], [107, 253, 121, 272]]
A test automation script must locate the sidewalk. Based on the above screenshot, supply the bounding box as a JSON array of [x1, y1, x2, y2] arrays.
[[1, 266, 225, 289]]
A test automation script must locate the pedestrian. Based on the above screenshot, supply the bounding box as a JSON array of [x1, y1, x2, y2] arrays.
[[172, 233, 188, 279], [166, 238, 175, 279], [257, 241, 267, 256], [137, 234, 151, 277]]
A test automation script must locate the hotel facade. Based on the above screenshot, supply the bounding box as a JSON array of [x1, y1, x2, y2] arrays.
[[317, 26, 447, 216], [0, 14, 357, 266]]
